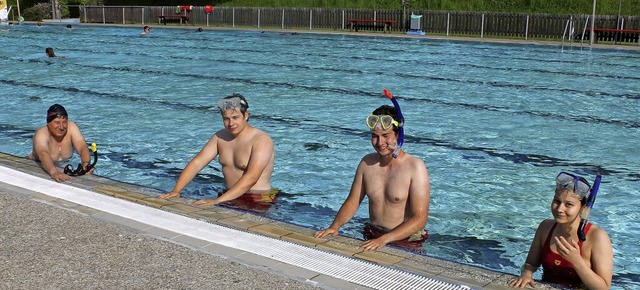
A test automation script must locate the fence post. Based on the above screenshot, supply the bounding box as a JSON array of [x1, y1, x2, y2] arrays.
[[122, 7, 124, 24], [525, 15, 529, 40], [141, 7, 144, 25], [342, 10, 345, 30], [447, 13, 450, 36], [309, 9, 312, 30], [232, 8, 235, 28], [481, 13, 484, 38], [83, 5, 87, 23], [282, 9, 284, 29], [258, 9, 260, 28]]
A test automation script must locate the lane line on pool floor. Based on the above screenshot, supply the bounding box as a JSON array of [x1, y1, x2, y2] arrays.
[[0, 165, 472, 290]]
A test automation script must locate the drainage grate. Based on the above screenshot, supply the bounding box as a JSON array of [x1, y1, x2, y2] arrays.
[[0, 165, 471, 290]]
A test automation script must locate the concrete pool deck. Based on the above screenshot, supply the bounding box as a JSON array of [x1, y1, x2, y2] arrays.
[[0, 153, 565, 290]]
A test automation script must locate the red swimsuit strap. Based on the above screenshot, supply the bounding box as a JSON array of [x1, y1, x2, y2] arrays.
[[544, 222, 592, 252]]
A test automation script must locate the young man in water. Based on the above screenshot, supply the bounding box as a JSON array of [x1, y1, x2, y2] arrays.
[[314, 102, 430, 251], [28, 104, 94, 183], [159, 94, 275, 207], [45, 47, 57, 58]]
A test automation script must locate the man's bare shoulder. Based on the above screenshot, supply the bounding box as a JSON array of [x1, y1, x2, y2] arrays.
[[250, 128, 273, 145], [33, 125, 50, 140], [361, 152, 380, 164], [404, 153, 427, 168]]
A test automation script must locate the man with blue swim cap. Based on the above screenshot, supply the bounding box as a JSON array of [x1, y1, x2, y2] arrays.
[[159, 94, 275, 209], [315, 90, 431, 251], [27, 104, 95, 182]]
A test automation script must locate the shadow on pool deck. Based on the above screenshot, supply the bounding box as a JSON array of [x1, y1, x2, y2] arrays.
[[0, 153, 565, 290]]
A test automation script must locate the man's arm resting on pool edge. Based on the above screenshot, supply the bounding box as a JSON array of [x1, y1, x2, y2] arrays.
[[314, 161, 367, 238]]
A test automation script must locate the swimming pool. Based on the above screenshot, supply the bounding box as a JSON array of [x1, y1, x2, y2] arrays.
[[1, 23, 638, 288]]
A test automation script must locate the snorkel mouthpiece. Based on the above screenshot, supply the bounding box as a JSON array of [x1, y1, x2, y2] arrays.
[[383, 89, 404, 158], [578, 174, 601, 242]]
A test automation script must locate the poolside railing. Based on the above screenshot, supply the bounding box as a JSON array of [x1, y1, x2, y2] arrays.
[[78, 6, 640, 44]]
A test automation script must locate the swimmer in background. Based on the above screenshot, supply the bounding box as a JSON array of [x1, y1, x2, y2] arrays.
[[141, 25, 150, 35], [27, 104, 95, 183], [314, 96, 430, 251], [159, 94, 275, 208], [45, 47, 64, 58], [509, 172, 612, 289], [196, 27, 203, 32]]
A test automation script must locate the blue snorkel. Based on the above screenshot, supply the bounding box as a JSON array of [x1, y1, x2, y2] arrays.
[[578, 174, 601, 242], [383, 89, 404, 158]]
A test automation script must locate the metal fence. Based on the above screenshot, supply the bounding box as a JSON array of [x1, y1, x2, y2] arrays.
[[80, 6, 640, 43]]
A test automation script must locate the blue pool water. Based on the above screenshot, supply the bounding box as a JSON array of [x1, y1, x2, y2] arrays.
[[1, 24, 638, 288]]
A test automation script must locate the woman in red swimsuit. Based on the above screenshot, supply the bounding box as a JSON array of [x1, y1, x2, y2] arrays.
[[509, 172, 613, 289]]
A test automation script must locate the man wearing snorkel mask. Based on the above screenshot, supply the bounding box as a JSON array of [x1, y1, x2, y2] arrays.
[[27, 104, 94, 183], [315, 104, 430, 251], [159, 94, 275, 207]]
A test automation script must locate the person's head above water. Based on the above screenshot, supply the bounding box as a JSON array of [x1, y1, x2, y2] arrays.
[[217, 93, 249, 115], [45, 47, 56, 58], [47, 104, 68, 123], [555, 171, 591, 204], [367, 105, 400, 134]]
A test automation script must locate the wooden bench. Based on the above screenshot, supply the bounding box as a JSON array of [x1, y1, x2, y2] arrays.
[[157, 15, 190, 25], [585, 27, 640, 44], [347, 18, 397, 33]]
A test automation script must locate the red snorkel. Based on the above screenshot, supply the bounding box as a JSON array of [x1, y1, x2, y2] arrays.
[[383, 89, 405, 158]]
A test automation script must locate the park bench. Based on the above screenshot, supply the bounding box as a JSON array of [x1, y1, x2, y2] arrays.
[[585, 27, 640, 44], [157, 15, 190, 25], [347, 18, 396, 33]]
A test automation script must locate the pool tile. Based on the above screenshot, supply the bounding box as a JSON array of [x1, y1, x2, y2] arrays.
[[353, 250, 404, 265], [94, 185, 127, 196], [218, 214, 268, 230], [280, 232, 325, 247], [249, 224, 294, 238], [162, 202, 204, 214], [315, 239, 363, 257], [436, 266, 505, 289], [269, 220, 319, 236], [189, 208, 237, 222], [113, 191, 150, 202], [138, 197, 175, 208], [394, 258, 446, 276]]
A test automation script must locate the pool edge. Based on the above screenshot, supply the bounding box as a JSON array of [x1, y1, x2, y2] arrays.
[[0, 152, 562, 290]]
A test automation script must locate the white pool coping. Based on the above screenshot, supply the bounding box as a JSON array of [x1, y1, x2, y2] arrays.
[[0, 164, 474, 290]]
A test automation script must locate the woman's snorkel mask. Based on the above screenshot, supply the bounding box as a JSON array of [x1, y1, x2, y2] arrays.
[[383, 89, 405, 158], [64, 143, 98, 176]]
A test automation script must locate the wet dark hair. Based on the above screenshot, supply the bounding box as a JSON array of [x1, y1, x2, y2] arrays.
[[371, 105, 399, 133], [45, 47, 56, 57], [47, 104, 68, 123]]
